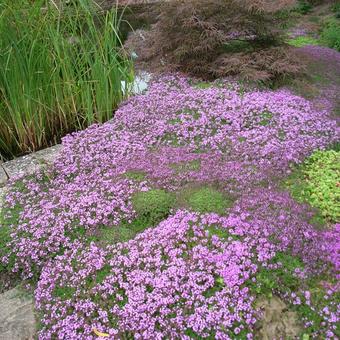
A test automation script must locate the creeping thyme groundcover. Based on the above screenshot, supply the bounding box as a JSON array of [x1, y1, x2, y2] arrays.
[[2, 75, 339, 339]]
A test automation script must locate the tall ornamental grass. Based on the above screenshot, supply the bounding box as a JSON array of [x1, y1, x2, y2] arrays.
[[0, 0, 133, 160]]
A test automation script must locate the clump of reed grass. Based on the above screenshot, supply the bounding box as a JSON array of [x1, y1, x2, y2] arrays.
[[0, 0, 133, 160]]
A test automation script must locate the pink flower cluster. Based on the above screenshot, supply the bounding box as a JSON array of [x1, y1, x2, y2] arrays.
[[3, 173, 147, 277]]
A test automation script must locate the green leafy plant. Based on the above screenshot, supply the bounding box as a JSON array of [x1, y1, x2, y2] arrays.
[[295, 1, 313, 15], [286, 149, 340, 222], [0, 0, 133, 160], [320, 18, 340, 51], [331, 3, 340, 18]]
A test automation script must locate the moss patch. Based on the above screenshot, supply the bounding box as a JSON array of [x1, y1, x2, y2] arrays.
[[161, 133, 183, 147], [97, 189, 176, 245], [132, 189, 175, 227], [179, 186, 233, 215], [193, 81, 213, 89], [287, 36, 319, 47], [0, 193, 24, 274], [0, 225, 10, 257], [259, 110, 273, 126]]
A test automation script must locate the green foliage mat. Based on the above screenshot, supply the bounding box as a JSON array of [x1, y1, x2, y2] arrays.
[[178, 186, 234, 215]]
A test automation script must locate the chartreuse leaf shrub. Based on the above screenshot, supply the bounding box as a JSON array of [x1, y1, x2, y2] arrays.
[[0, 0, 133, 159], [304, 150, 340, 221], [287, 149, 339, 222]]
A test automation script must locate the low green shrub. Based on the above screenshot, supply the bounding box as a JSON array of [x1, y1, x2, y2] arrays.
[[320, 18, 340, 51], [295, 1, 313, 14], [331, 3, 340, 18]]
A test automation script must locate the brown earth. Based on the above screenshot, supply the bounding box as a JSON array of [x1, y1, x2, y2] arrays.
[[256, 296, 302, 339]]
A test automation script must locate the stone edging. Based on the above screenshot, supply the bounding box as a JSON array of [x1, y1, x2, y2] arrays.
[[0, 145, 62, 186]]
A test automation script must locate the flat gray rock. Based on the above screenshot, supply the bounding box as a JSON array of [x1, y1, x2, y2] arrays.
[[0, 187, 7, 211], [34, 144, 62, 163], [0, 287, 36, 340], [3, 145, 62, 180], [0, 166, 8, 186]]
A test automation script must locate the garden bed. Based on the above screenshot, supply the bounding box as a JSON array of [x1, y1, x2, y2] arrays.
[[1, 73, 339, 339], [0, 1, 339, 339]]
